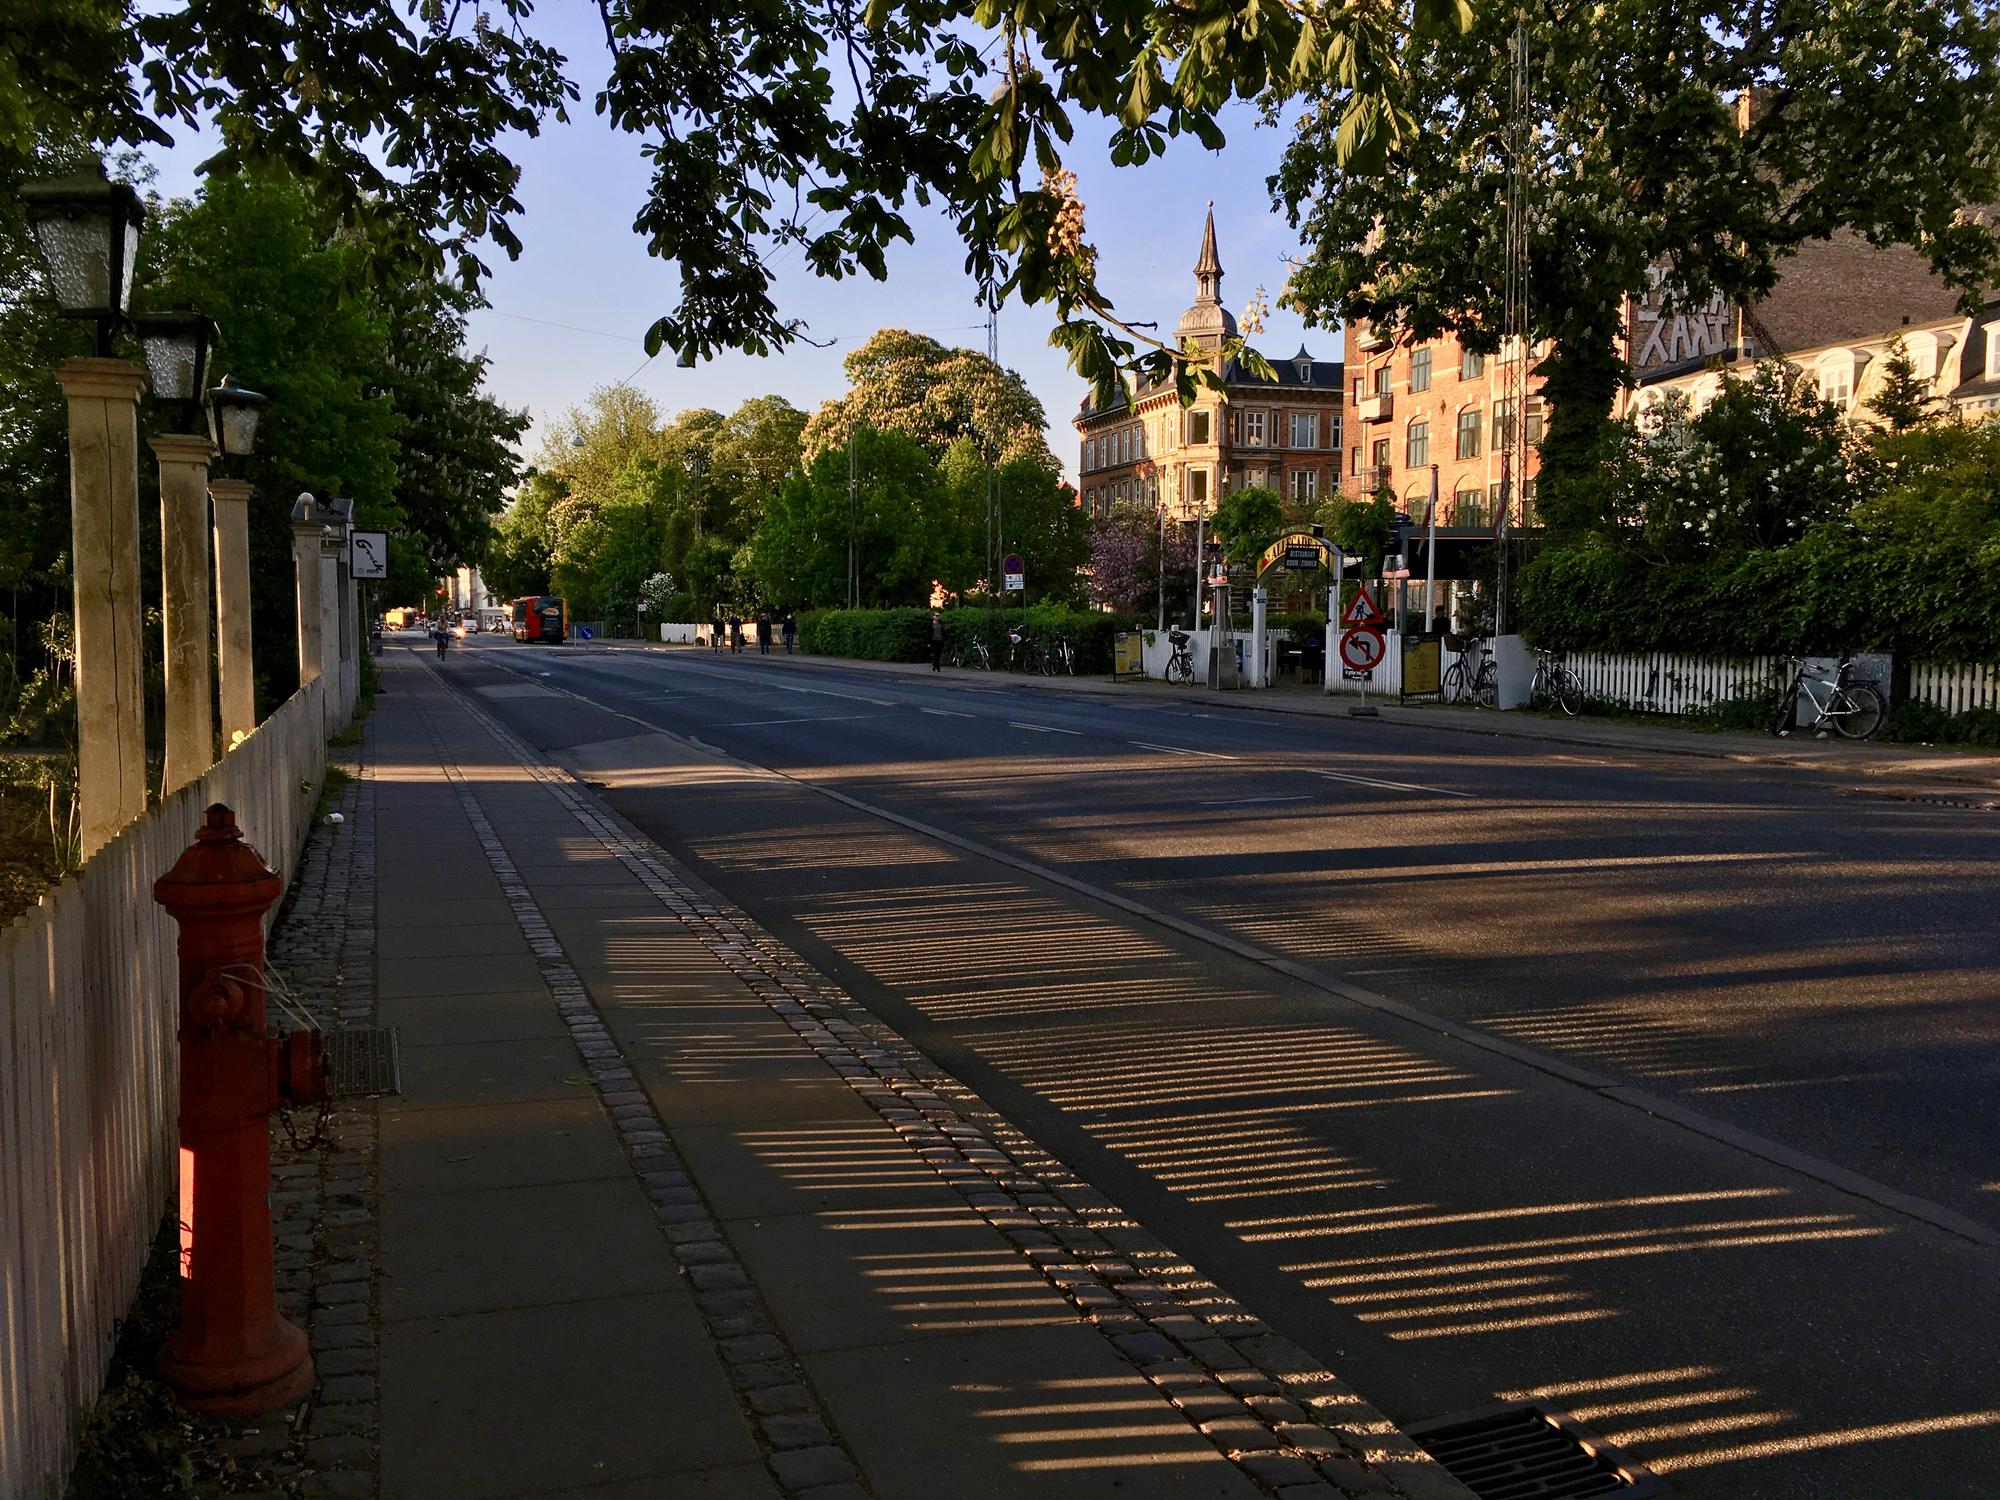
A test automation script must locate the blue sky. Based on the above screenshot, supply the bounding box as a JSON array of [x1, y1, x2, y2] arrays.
[[140, 10, 1338, 482]]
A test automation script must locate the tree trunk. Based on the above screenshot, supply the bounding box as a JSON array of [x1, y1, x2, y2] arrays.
[[1533, 312, 1628, 539]]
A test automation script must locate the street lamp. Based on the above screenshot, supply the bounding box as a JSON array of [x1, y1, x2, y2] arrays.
[[20, 167, 146, 356], [206, 375, 270, 458], [134, 311, 220, 419], [206, 376, 271, 752]]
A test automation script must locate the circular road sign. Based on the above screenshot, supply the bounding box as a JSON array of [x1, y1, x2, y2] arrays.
[[1339, 626, 1386, 673], [1003, 553, 1024, 576]]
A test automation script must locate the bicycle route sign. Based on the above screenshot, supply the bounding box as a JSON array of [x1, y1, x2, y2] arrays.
[[1339, 626, 1386, 674]]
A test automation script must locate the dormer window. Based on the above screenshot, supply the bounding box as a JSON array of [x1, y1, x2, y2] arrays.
[[1296, 359, 1312, 383]]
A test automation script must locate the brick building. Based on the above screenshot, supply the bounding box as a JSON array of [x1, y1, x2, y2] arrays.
[[1632, 231, 2000, 425], [1075, 211, 1344, 521], [1338, 323, 1548, 526]]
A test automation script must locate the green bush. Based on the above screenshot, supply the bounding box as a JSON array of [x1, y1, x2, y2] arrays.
[[1877, 700, 2000, 747], [796, 605, 1133, 673]]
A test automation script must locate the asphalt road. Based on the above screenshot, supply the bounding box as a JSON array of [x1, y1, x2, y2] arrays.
[[428, 635, 2000, 1498]]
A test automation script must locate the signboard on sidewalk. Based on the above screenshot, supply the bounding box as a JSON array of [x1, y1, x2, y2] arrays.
[[1112, 631, 1145, 680]]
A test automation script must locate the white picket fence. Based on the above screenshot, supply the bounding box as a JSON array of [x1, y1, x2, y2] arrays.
[[1558, 651, 1787, 715], [1909, 660, 2000, 715], [0, 676, 333, 1500], [1560, 650, 2000, 717]]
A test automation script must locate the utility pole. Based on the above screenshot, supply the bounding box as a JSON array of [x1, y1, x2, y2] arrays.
[[1496, 19, 1532, 637], [847, 425, 858, 609]]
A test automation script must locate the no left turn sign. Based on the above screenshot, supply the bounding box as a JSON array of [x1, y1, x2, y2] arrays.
[[1339, 626, 1386, 673]]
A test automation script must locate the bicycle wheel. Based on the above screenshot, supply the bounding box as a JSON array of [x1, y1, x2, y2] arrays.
[[1441, 662, 1465, 703], [1554, 667, 1582, 717], [1472, 666, 1497, 709], [1057, 642, 1075, 676], [1831, 684, 1884, 740], [1165, 653, 1193, 685]]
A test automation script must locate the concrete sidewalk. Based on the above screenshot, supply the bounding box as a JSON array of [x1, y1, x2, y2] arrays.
[[354, 650, 1473, 1500], [604, 640, 2000, 791]]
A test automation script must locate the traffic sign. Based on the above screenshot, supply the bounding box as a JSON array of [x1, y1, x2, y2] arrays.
[[1339, 626, 1386, 673], [1003, 553, 1024, 575], [1339, 583, 1385, 628], [1003, 573, 1024, 591]]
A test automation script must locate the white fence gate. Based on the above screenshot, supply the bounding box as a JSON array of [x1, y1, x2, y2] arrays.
[[1, 677, 333, 1500]]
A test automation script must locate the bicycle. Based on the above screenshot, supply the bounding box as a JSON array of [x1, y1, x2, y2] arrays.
[[1005, 628, 1046, 675], [1163, 629, 1196, 686], [1044, 637, 1076, 676], [1772, 657, 1884, 740], [950, 638, 991, 670], [1530, 647, 1582, 717], [1440, 637, 1495, 708]]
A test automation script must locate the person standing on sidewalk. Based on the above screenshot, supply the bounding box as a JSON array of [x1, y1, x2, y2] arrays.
[[756, 611, 772, 654], [929, 610, 945, 672], [782, 611, 797, 654], [729, 613, 745, 654]]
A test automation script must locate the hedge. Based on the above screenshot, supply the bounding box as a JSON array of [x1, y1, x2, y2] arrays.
[[795, 605, 1135, 673], [1515, 530, 2000, 662]]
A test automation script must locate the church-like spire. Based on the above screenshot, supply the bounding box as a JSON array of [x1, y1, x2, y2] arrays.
[[1193, 202, 1223, 303]]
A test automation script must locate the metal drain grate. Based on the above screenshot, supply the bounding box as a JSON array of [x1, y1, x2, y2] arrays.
[[1406, 1403, 1665, 1500], [325, 1026, 403, 1098], [1841, 786, 2000, 812]]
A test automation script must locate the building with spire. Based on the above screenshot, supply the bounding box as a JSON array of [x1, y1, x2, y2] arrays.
[[1074, 210, 1344, 522]]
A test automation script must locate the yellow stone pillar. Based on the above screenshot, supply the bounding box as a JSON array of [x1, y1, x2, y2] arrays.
[[152, 433, 218, 796], [291, 504, 324, 687], [55, 357, 148, 856], [208, 477, 256, 749]]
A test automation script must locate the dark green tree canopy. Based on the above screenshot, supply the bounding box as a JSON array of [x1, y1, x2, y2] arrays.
[[1275, 0, 2000, 527], [7, 0, 1465, 404]]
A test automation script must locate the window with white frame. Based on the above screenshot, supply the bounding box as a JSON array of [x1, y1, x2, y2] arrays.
[[1083, 437, 1094, 470], [1819, 360, 1852, 408], [1243, 409, 1268, 445], [1290, 412, 1317, 448], [1292, 468, 1317, 502], [1525, 395, 1546, 445], [1328, 412, 1342, 450], [1456, 407, 1481, 459], [1461, 348, 1484, 380]]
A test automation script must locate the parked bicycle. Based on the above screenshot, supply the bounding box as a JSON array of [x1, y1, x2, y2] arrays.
[[1005, 628, 1047, 674], [1772, 657, 1884, 740], [1530, 647, 1583, 717], [1164, 629, 1196, 686], [950, 637, 991, 670], [1043, 636, 1076, 676], [1440, 637, 1496, 708]]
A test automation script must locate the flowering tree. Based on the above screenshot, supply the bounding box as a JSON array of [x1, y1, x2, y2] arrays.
[[1088, 512, 1149, 614], [801, 329, 1056, 470]]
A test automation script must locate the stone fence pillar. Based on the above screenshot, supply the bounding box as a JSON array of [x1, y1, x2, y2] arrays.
[[56, 357, 148, 856], [208, 478, 256, 749], [153, 433, 218, 796]]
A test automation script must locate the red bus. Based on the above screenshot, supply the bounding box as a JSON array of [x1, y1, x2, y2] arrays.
[[511, 596, 568, 643]]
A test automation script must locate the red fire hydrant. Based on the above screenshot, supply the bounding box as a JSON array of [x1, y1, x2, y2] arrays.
[[153, 803, 328, 1413]]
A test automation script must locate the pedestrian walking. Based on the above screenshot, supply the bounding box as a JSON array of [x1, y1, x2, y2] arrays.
[[781, 611, 797, 655], [729, 614, 744, 654], [756, 611, 772, 654], [710, 610, 724, 652], [929, 610, 945, 672], [433, 621, 450, 659]]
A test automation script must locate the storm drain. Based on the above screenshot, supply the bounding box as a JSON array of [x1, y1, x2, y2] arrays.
[[1841, 786, 2000, 812], [326, 1026, 403, 1098], [1406, 1403, 1665, 1500]]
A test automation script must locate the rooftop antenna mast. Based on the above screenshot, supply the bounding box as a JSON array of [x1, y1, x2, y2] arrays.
[[1496, 18, 1532, 636]]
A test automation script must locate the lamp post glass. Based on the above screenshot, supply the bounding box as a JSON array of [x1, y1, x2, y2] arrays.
[[21, 170, 145, 351], [136, 312, 220, 408], [207, 377, 269, 457]]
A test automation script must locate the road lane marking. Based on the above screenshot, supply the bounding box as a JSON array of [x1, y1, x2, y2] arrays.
[[758, 682, 895, 706], [706, 713, 886, 728], [1200, 795, 1313, 807], [921, 708, 974, 718], [1010, 721, 1082, 735], [1129, 741, 1239, 760], [1314, 769, 1475, 799]]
